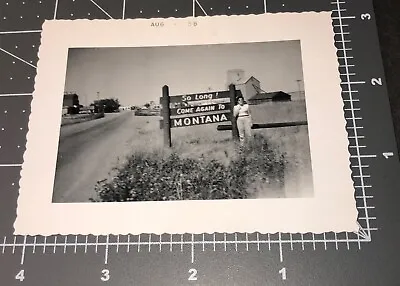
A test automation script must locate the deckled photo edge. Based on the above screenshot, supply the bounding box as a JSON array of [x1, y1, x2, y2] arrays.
[[15, 12, 358, 236]]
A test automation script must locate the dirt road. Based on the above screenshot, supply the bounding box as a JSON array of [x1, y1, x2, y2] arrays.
[[52, 111, 140, 203]]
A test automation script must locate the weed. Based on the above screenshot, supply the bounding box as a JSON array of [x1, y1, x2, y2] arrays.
[[91, 134, 287, 202]]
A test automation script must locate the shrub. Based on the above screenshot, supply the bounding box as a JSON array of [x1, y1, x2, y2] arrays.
[[91, 134, 287, 202]]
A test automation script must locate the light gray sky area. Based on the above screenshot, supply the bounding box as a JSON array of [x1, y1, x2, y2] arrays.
[[64, 40, 305, 106]]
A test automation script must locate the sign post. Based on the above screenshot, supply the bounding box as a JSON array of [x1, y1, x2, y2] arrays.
[[229, 84, 239, 141], [162, 85, 172, 148]]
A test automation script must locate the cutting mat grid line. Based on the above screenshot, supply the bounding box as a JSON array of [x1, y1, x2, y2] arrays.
[[0, 0, 377, 257]]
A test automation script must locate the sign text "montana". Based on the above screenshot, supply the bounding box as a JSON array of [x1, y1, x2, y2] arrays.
[[172, 113, 230, 128]]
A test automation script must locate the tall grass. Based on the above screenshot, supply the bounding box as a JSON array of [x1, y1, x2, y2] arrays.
[[91, 133, 287, 202]]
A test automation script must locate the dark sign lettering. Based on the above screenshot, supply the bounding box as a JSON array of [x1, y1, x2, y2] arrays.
[[161, 91, 230, 104], [170, 103, 230, 116], [170, 113, 231, 128]]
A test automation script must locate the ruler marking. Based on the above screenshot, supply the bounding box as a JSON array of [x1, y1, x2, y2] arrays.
[[353, 175, 371, 178], [346, 117, 363, 120], [122, 0, 126, 19], [180, 234, 183, 252], [191, 234, 194, 263], [148, 234, 151, 252], [104, 235, 109, 265], [323, 233, 327, 250], [256, 233, 260, 251], [64, 236, 67, 253], [213, 233, 216, 251], [52, 236, 57, 254], [268, 234, 271, 250], [116, 235, 120, 253], [95, 236, 98, 253], [0, 48, 37, 69], [20, 235, 27, 265], [356, 195, 373, 198], [301, 234, 304, 250], [342, 90, 359, 94], [351, 164, 369, 168], [53, 0, 59, 19], [138, 234, 141, 252], [335, 31, 350, 35], [43, 236, 47, 254], [334, 233, 338, 250], [0, 30, 41, 35], [346, 232, 350, 250], [224, 233, 227, 251], [84, 236, 88, 253], [2, 237, 6, 254], [278, 233, 283, 262], [334, 23, 348, 27], [235, 233, 238, 252], [0, 237, 377, 247], [74, 235, 77, 253], [170, 234, 173, 252], [349, 146, 367, 149], [312, 234, 316, 250], [332, 16, 355, 19], [335, 0, 372, 237], [159, 235, 162, 252], [202, 234, 205, 252], [33, 236, 36, 254], [245, 233, 249, 251], [341, 81, 365, 85], [348, 135, 364, 138], [12, 236, 16, 254], [127, 234, 130, 253], [289, 233, 293, 251], [351, 154, 376, 158]]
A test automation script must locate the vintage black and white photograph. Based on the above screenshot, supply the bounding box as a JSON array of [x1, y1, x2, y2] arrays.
[[15, 14, 358, 235], [53, 40, 314, 203]]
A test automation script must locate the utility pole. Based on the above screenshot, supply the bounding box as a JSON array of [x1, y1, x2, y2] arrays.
[[229, 84, 239, 141], [161, 85, 172, 148], [296, 80, 302, 99]]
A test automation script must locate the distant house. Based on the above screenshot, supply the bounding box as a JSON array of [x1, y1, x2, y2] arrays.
[[248, 91, 291, 105], [119, 106, 131, 111], [63, 93, 79, 107], [63, 93, 80, 114], [231, 75, 291, 104], [234, 76, 262, 102]]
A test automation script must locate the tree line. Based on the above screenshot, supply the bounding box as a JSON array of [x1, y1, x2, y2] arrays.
[[91, 98, 121, 113]]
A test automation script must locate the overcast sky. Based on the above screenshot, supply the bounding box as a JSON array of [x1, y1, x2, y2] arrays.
[[64, 40, 305, 106]]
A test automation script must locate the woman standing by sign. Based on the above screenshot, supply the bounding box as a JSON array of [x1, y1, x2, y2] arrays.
[[233, 96, 252, 144]]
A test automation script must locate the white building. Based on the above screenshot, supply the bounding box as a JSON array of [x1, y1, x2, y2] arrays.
[[226, 69, 262, 101], [119, 106, 132, 111]]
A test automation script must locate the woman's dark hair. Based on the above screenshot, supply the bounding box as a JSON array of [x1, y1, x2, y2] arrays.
[[236, 95, 244, 104], [236, 95, 246, 104]]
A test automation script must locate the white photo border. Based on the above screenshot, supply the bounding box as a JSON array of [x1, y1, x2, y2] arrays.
[[15, 12, 358, 235]]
